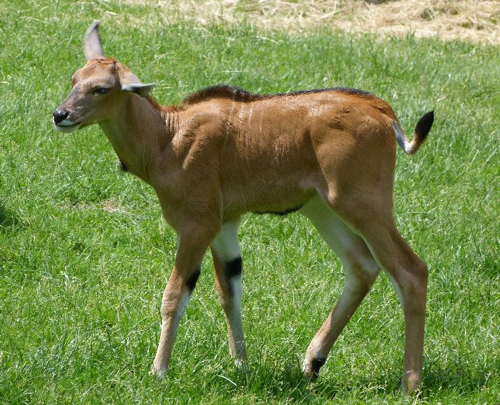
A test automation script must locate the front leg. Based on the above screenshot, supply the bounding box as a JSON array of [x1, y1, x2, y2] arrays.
[[151, 226, 217, 377], [211, 219, 247, 364]]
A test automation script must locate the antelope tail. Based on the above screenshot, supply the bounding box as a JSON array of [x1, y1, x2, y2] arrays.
[[393, 111, 434, 155]]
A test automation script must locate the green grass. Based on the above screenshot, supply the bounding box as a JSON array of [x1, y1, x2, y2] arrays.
[[0, 1, 498, 403]]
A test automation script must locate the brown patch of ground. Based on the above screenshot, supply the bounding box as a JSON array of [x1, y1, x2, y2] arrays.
[[101, 200, 127, 213], [122, 0, 499, 45], [68, 200, 127, 213]]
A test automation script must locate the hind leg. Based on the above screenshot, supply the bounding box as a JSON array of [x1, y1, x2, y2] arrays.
[[330, 193, 428, 393], [300, 195, 380, 377]]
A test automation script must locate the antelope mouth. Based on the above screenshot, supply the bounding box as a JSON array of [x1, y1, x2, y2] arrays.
[[54, 119, 82, 133]]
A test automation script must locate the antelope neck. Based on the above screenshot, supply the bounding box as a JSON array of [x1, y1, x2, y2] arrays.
[[99, 94, 175, 184]]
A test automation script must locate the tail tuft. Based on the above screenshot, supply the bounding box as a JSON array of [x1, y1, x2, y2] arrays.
[[414, 110, 434, 146], [394, 110, 434, 155]]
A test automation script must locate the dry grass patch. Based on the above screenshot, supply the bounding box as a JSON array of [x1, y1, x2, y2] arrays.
[[120, 0, 499, 44], [337, 0, 499, 44], [64, 200, 128, 214]]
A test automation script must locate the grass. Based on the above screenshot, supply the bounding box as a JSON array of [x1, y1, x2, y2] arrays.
[[0, 0, 499, 403]]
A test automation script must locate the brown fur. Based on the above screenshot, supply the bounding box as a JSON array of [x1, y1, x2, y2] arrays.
[[53, 22, 434, 394], [180, 84, 376, 107]]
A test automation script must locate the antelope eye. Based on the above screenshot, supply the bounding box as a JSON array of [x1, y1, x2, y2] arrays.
[[93, 87, 110, 95]]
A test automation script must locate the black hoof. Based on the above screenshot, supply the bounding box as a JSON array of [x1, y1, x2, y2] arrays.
[[310, 357, 326, 377]]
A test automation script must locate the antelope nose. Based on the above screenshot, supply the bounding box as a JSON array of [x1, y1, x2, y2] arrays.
[[53, 109, 69, 124]]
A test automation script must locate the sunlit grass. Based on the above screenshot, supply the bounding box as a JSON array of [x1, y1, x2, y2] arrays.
[[0, 1, 498, 403]]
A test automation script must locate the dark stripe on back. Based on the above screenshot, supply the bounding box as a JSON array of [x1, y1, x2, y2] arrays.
[[182, 85, 259, 105], [182, 85, 373, 106], [283, 87, 372, 98]]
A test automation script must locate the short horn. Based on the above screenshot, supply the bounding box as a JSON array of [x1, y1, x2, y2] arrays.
[[84, 20, 104, 60]]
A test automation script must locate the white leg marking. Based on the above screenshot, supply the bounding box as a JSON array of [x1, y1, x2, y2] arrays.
[[173, 292, 191, 326], [227, 274, 245, 362], [386, 272, 404, 306], [300, 195, 379, 276], [303, 196, 403, 306], [300, 194, 381, 371], [211, 220, 246, 362], [211, 219, 241, 262], [156, 291, 192, 376]]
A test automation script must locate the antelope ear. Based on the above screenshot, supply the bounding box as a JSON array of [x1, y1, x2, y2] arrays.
[[119, 69, 155, 97], [84, 21, 105, 60]]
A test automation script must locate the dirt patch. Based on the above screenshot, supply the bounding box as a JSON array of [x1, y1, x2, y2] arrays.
[[122, 0, 499, 45], [68, 200, 128, 214]]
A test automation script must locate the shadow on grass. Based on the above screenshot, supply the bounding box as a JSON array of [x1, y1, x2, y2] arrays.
[[422, 359, 495, 395], [0, 203, 21, 232], [227, 358, 401, 401], [226, 356, 495, 401]]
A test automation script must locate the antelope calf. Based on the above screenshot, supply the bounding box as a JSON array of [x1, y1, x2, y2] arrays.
[[54, 22, 434, 393]]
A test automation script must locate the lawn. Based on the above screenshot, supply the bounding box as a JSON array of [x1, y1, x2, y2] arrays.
[[0, 0, 498, 403]]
